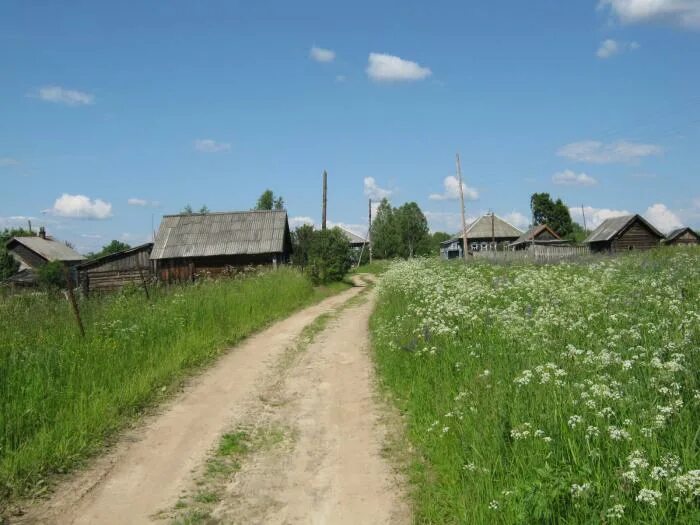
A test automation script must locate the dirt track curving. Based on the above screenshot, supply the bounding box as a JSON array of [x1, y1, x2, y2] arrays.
[[17, 277, 407, 524]]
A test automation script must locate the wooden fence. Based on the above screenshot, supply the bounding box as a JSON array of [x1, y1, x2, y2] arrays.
[[472, 244, 589, 263]]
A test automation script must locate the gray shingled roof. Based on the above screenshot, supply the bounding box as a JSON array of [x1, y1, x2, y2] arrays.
[[339, 227, 367, 246], [150, 210, 289, 260], [583, 214, 663, 243], [442, 214, 524, 244], [8, 236, 85, 262]]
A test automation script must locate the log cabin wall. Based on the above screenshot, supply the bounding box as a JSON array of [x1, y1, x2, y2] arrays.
[[611, 221, 662, 252]]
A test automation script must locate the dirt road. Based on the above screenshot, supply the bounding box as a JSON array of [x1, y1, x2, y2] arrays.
[[19, 279, 407, 524]]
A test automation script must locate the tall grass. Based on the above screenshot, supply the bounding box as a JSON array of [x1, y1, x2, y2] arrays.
[[0, 268, 346, 502], [371, 249, 700, 523]]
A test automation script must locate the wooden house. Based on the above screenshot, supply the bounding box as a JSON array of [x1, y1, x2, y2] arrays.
[[440, 213, 523, 259], [77, 243, 153, 295], [150, 210, 292, 282], [664, 227, 700, 246], [6, 228, 85, 271], [583, 214, 664, 253], [339, 227, 367, 249], [509, 224, 567, 250]]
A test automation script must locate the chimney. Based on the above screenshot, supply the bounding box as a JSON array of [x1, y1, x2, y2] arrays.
[[39, 226, 46, 239]]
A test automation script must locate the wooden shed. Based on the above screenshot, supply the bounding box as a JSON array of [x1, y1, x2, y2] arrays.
[[664, 227, 700, 246], [509, 224, 567, 250], [583, 214, 664, 253], [150, 210, 292, 282], [77, 243, 153, 295], [440, 213, 523, 259]]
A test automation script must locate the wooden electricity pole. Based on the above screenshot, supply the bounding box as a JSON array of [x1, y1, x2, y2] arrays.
[[581, 204, 588, 233], [368, 198, 373, 264], [456, 153, 469, 262], [322, 170, 328, 230]]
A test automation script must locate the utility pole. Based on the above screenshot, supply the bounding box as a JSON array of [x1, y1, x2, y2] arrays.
[[322, 170, 327, 231], [456, 153, 468, 262], [491, 210, 495, 249], [368, 198, 373, 264], [581, 204, 588, 233]]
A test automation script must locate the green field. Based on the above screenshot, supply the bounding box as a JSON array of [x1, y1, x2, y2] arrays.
[[0, 269, 347, 503], [371, 249, 700, 523]]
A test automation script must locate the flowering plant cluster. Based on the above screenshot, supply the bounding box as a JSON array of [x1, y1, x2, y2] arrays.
[[371, 248, 700, 523]]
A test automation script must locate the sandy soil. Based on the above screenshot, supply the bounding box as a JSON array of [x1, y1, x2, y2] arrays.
[[16, 278, 407, 524]]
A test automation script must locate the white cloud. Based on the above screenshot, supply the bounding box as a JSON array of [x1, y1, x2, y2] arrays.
[[80, 233, 103, 239], [127, 197, 159, 207], [44, 194, 112, 220], [429, 175, 479, 201], [599, 0, 700, 29], [0, 157, 20, 167], [34, 86, 94, 106], [557, 140, 662, 164], [366, 53, 432, 82], [364, 177, 393, 200], [310, 46, 335, 63], [596, 39, 640, 58], [424, 211, 479, 233], [570, 205, 631, 229], [289, 216, 314, 229], [644, 203, 683, 232], [335, 75, 346, 83], [503, 211, 530, 230], [194, 139, 231, 153], [552, 169, 598, 186]]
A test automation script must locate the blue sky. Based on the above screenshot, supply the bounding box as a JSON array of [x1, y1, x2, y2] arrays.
[[1, 0, 699, 253]]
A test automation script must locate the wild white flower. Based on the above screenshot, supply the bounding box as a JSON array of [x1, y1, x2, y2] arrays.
[[488, 500, 499, 510], [570, 483, 591, 498], [585, 426, 600, 439], [635, 488, 662, 506], [605, 504, 625, 519], [651, 466, 669, 480], [608, 426, 631, 441], [568, 415, 583, 429], [514, 370, 533, 386], [673, 470, 700, 498], [622, 470, 640, 484], [627, 450, 649, 471]]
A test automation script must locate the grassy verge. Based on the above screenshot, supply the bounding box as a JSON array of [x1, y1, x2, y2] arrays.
[[371, 249, 700, 523], [0, 268, 349, 505], [351, 259, 391, 276]]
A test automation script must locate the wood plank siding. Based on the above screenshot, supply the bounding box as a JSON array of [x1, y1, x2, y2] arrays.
[[78, 244, 153, 294], [610, 221, 661, 252], [9, 243, 47, 269]]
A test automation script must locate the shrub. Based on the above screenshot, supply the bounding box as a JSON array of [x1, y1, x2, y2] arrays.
[[37, 261, 68, 290], [308, 227, 352, 284]]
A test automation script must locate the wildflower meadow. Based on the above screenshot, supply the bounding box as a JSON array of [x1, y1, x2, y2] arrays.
[[371, 249, 700, 523]]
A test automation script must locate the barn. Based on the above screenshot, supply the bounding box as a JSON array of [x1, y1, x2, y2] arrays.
[[440, 213, 523, 259], [664, 227, 700, 246], [150, 210, 292, 282], [509, 224, 566, 250], [77, 243, 153, 295], [583, 214, 664, 253]]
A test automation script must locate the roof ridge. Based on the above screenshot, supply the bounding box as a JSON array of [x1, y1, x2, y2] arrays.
[[162, 209, 287, 218]]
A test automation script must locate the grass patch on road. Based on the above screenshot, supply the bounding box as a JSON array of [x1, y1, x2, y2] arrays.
[[371, 249, 700, 524], [0, 268, 349, 506]]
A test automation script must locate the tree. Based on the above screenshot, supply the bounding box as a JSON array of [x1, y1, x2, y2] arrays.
[[199, 205, 210, 214], [419, 231, 451, 256], [307, 227, 352, 284], [395, 202, 429, 258], [530, 193, 575, 239], [274, 196, 284, 210], [370, 199, 401, 259], [292, 224, 315, 270], [87, 240, 131, 260], [37, 260, 67, 290], [182, 204, 193, 214], [0, 227, 34, 279]]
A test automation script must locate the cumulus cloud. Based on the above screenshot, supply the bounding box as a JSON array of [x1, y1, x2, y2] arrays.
[[599, 0, 700, 29], [310, 46, 335, 63], [366, 53, 432, 82], [44, 194, 112, 220], [644, 203, 683, 232], [34, 86, 94, 106], [570, 205, 631, 229], [557, 140, 662, 164], [552, 169, 598, 186], [364, 177, 393, 200], [503, 211, 530, 230], [596, 39, 640, 58], [0, 157, 20, 167], [424, 211, 480, 233], [429, 176, 479, 201], [194, 139, 231, 153], [289, 216, 314, 229]]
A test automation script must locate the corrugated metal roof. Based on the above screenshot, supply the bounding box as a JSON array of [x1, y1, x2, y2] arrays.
[[150, 210, 289, 260], [583, 214, 664, 243], [441, 214, 524, 244], [339, 227, 367, 245], [8, 236, 85, 262]]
